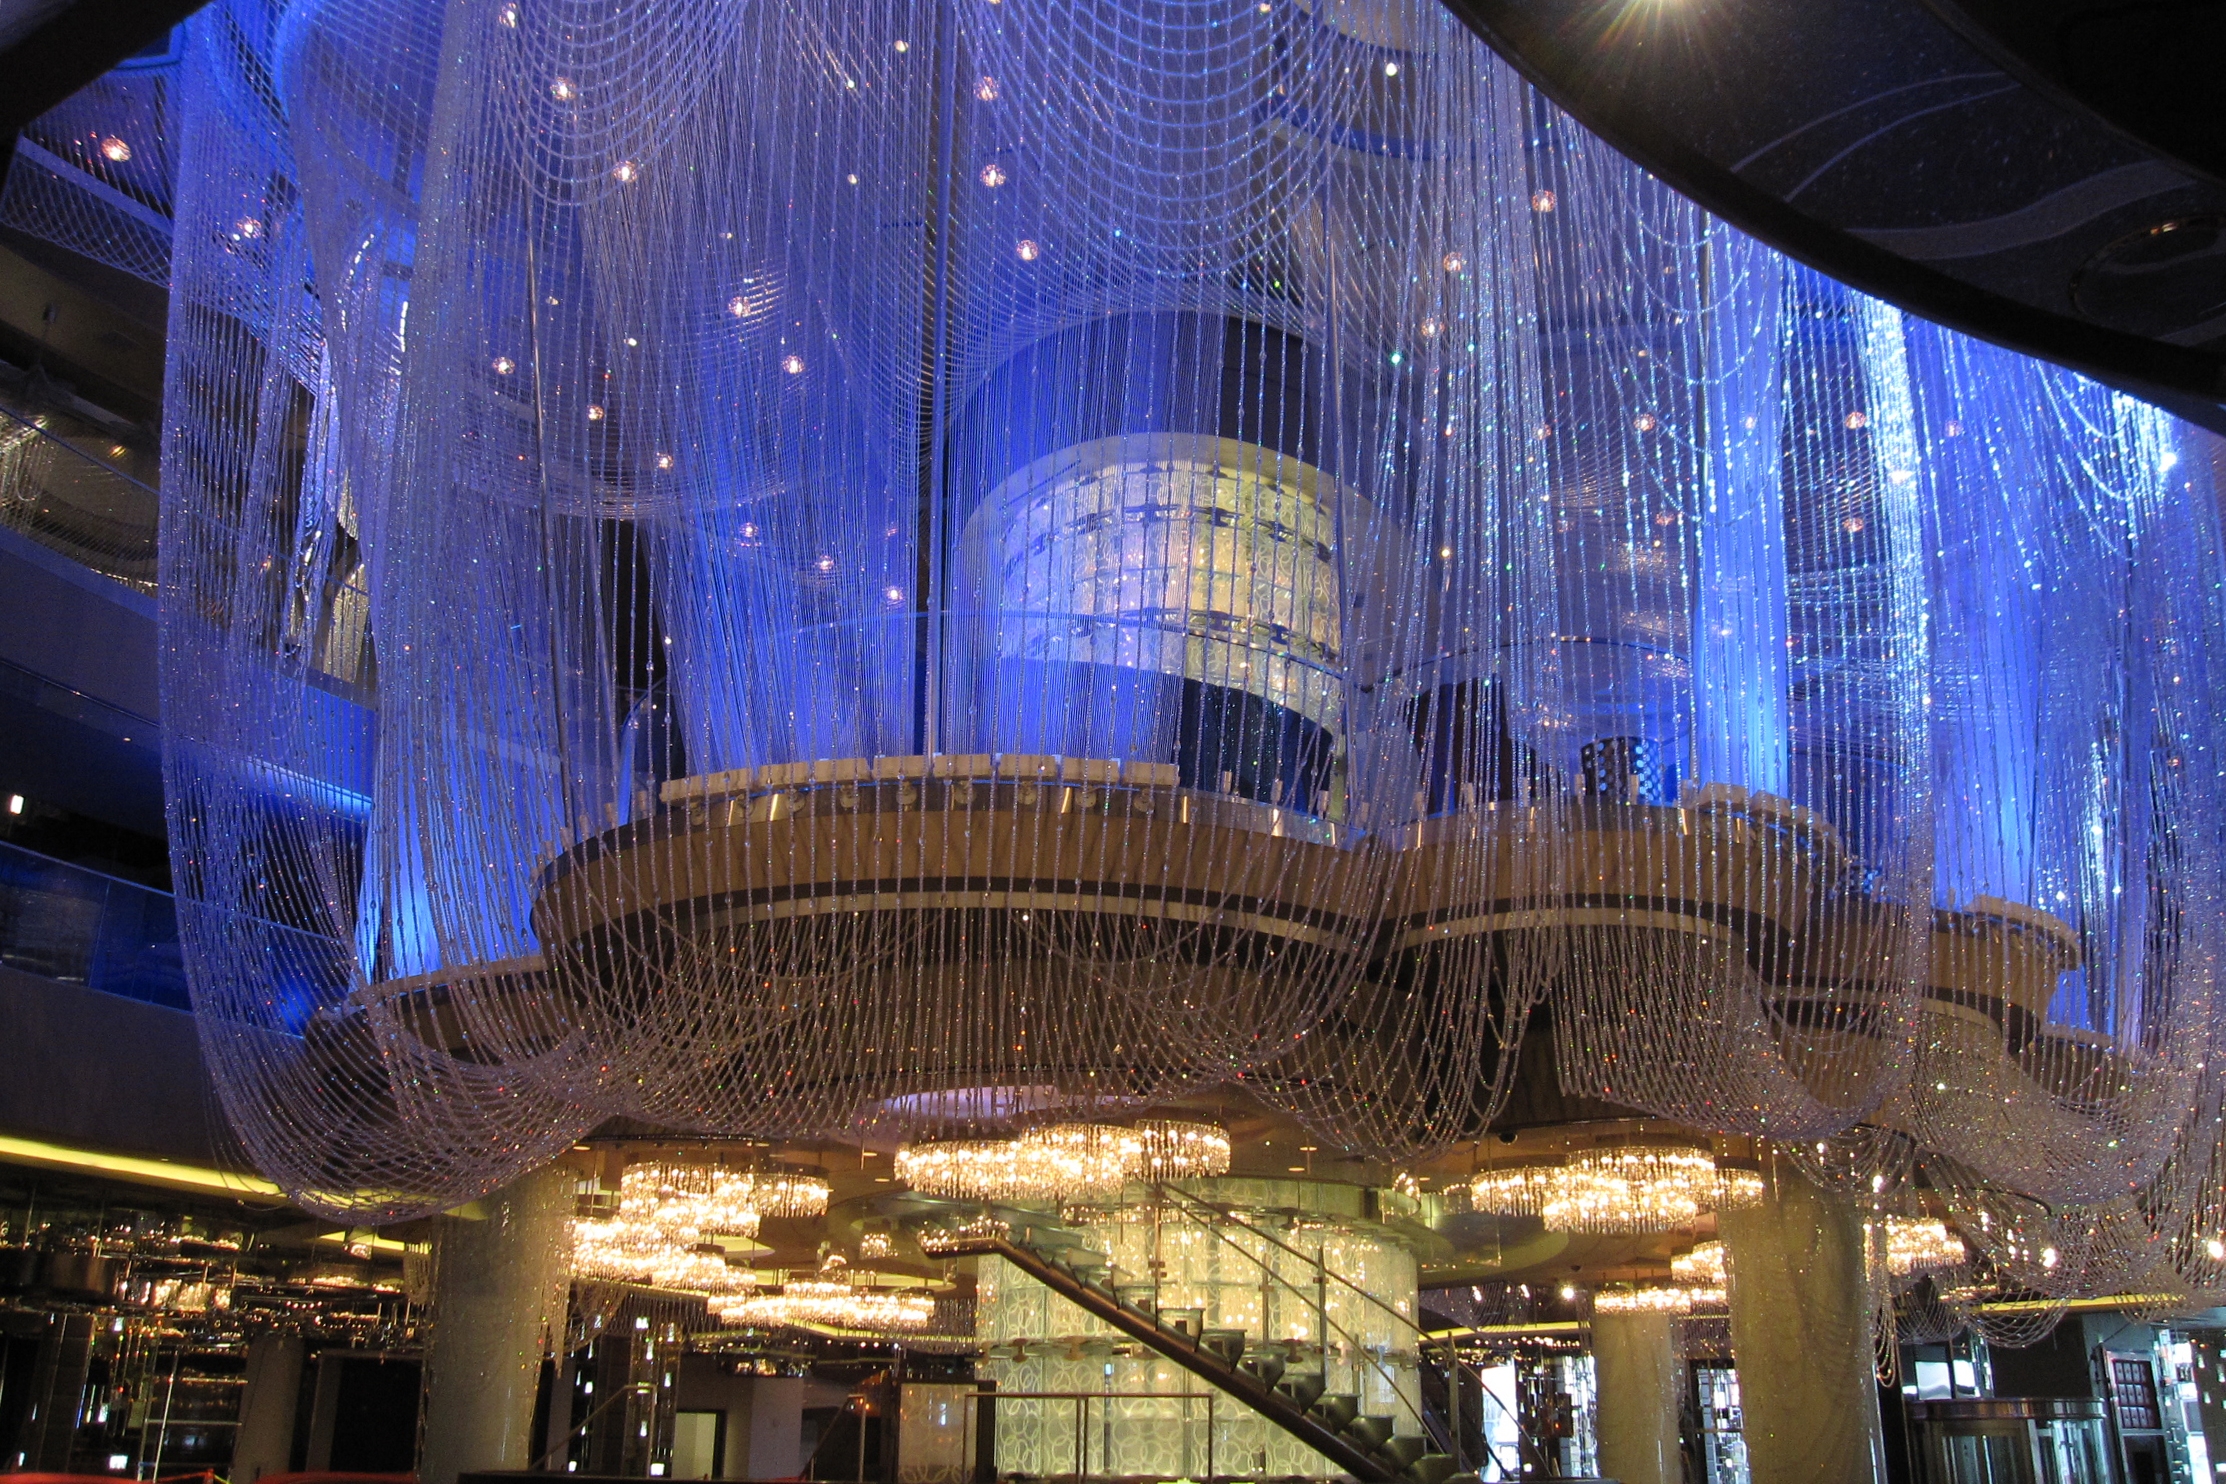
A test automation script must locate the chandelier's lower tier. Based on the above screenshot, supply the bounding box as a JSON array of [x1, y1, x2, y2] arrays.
[[324, 756, 2082, 1139]]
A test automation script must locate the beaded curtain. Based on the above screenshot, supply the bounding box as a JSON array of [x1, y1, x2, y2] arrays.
[[158, 0, 2226, 1271]]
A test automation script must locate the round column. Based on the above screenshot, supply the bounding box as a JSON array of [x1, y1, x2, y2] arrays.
[[419, 1165, 575, 1484], [1720, 1168, 1886, 1484], [1591, 1309, 1681, 1484]]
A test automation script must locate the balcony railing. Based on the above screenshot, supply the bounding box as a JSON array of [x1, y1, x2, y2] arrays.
[[0, 395, 160, 593], [0, 838, 186, 1010]]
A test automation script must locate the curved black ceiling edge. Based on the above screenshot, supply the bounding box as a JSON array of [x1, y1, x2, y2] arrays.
[[0, 0, 211, 136], [1435, 0, 2226, 431], [1918, 0, 2226, 191]]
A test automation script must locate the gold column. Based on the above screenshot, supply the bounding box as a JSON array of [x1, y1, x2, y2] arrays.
[[1720, 1168, 1886, 1484], [1592, 1309, 1681, 1484]]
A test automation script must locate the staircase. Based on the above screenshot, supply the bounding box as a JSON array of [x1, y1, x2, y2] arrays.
[[929, 1223, 1459, 1484]]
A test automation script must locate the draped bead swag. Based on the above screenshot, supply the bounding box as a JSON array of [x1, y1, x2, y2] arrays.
[[152, 0, 2226, 1323]]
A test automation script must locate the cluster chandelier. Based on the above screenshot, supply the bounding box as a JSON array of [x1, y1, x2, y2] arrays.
[[1594, 1284, 1725, 1316], [146, 0, 2226, 1338], [1879, 1216, 1968, 1279], [1470, 1146, 1764, 1234], [896, 1120, 1231, 1201], [617, 1163, 831, 1242], [1670, 1241, 1727, 1287], [712, 1257, 937, 1333], [570, 1161, 827, 1292], [570, 1219, 757, 1294]]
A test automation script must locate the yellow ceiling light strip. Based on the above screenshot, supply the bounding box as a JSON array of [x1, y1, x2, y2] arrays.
[[0, 1134, 288, 1202]]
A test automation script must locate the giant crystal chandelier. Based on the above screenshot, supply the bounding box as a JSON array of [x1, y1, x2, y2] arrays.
[[156, 0, 2226, 1318]]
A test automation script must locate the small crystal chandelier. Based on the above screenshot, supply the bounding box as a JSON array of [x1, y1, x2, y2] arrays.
[[894, 1139, 1040, 1202], [896, 1120, 1230, 1201], [570, 1218, 758, 1294], [572, 1160, 830, 1293], [570, 1216, 667, 1283], [1022, 1124, 1144, 1192], [1470, 1144, 1758, 1234], [619, 1162, 831, 1242], [1593, 1284, 1725, 1315], [712, 1256, 935, 1332], [1671, 1240, 1728, 1287], [1881, 1216, 1967, 1278], [1134, 1119, 1234, 1179]]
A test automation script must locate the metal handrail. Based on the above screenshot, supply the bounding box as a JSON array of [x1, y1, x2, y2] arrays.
[[946, 1234, 1395, 1480], [1138, 1185, 1445, 1451], [1145, 1182, 1520, 1476]]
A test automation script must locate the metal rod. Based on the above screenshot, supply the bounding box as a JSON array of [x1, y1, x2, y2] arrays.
[[527, 1381, 653, 1472]]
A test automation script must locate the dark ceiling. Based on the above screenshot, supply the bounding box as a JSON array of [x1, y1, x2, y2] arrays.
[[1435, 0, 2226, 428]]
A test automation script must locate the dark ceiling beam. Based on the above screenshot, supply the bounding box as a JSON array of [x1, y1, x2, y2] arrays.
[[0, 0, 211, 135], [1435, 0, 2226, 428]]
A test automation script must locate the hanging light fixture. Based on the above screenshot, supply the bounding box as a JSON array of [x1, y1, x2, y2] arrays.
[[896, 1120, 1229, 1200], [894, 1139, 1038, 1202], [1593, 1284, 1724, 1315], [619, 1163, 764, 1241], [712, 1256, 936, 1332], [570, 1218, 759, 1294], [1467, 1163, 1556, 1220], [1671, 1240, 1728, 1287], [1134, 1120, 1234, 1179], [157, 0, 2226, 1334], [1022, 1123, 1144, 1190], [572, 1159, 822, 1292], [1470, 1144, 1746, 1234], [569, 1216, 666, 1283], [644, 1248, 761, 1295], [614, 1162, 831, 1241], [1882, 1216, 1968, 1278]]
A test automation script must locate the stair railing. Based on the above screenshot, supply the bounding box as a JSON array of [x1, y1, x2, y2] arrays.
[[1144, 1181, 1523, 1478]]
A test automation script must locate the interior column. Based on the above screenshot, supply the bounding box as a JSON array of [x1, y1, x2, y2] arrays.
[[418, 1165, 574, 1484], [1591, 1308, 1681, 1484], [1720, 1167, 1886, 1484]]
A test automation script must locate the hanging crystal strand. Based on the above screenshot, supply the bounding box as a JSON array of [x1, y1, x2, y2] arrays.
[[1903, 323, 2226, 1209], [161, 0, 596, 1221], [158, 0, 2226, 1232], [1539, 126, 1927, 1137], [1240, 5, 1557, 1160]]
